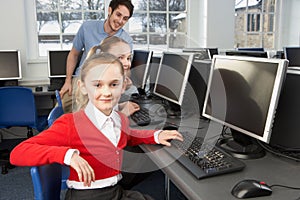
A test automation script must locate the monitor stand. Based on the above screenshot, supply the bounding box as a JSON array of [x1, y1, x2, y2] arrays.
[[218, 129, 266, 159], [163, 101, 182, 119]]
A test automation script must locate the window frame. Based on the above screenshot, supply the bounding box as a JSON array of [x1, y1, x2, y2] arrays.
[[29, 0, 188, 59]]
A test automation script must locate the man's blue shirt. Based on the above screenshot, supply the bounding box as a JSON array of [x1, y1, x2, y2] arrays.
[[73, 20, 133, 75]]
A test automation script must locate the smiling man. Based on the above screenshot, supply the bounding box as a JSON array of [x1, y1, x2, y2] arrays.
[[60, 0, 134, 113]]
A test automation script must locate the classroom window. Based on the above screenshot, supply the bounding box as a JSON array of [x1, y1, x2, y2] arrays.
[[234, 0, 277, 49], [35, 0, 188, 56]]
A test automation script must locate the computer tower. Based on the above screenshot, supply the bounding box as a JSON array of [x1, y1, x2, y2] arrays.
[[270, 69, 300, 149]]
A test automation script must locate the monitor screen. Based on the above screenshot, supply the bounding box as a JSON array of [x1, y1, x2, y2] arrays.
[[48, 50, 70, 78], [225, 50, 268, 58], [207, 48, 218, 59], [283, 47, 300, 67], [237, 47, 264, 52], [182, 48, 210, 60], [147, 56, 161, 93], [203, 55, 288, 152], [48, 50, 83, 78], [270, 69, 300, 149], [0, 50, 21, 80], [130, 50, 153, 90], [153, 52, 194, 106]]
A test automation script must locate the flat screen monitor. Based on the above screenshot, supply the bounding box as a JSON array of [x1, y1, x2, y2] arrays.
[[225, 50, 268, 58], [147, 56, 161, 93], [153, 52, 194, 106], [283, 47, 300, 67], [237, 47, 264, 52], [270, 69, 300, 149], [182, 48, 210, 60], [207, 48, 218, 59], [48, 50, 83, 78], [48, 50, 70, 78], [0, 50, 22, 80], [130, 50, 153, 90], [203, 55, 288, 158]]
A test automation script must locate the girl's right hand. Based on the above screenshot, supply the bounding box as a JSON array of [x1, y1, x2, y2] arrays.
[[70, 152, 95, 187]]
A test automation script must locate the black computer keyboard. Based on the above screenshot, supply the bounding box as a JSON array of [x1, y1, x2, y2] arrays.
[[130, 107, 151, 126], [165, 131, 246, 179]]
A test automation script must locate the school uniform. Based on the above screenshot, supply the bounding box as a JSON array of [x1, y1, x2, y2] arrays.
[[11, 101, 160, 200]]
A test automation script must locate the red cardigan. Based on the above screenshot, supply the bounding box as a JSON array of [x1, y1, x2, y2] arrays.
[[10, 110, 157, 181]]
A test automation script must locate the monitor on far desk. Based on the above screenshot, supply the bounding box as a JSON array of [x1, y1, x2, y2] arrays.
[[0, 50, 22, 87], [225, 50, 268, 58], [153, 52, 202, 118], [283, 47, 300, 67], [130, 49, 153, 97], [47, 50, 82, 91]]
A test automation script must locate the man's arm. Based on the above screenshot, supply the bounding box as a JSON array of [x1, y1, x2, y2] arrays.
[[60, 47, 81, 96]]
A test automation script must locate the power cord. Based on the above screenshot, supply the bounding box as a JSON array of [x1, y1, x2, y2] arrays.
[[257, 140, 300, 162]]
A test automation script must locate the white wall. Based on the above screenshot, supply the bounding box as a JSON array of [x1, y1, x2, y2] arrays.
[[0, 1, 27, 80], [0, 0, 300, 84]]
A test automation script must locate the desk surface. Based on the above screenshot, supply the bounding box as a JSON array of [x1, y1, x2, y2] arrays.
[[138, 108, 300, 200], [141, 144, 300, 200]]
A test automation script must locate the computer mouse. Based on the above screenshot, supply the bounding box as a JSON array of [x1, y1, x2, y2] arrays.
[[231, 179, 272, 199]]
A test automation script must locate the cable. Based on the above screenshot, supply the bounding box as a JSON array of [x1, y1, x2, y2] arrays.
[[270, 184, 300, 190], [257, 140, 300, 162]]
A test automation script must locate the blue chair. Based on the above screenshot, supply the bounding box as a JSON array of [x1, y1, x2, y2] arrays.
[[0, 86, 45, 174], [55, 90, 63, 108], [30, 93, 69, 199], [30, 163, 63, 200], [0, 86, 44, 137]]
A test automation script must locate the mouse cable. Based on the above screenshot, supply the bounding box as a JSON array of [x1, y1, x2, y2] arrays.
[[269, 184, 300, 190], [270, 184, 300, 200]]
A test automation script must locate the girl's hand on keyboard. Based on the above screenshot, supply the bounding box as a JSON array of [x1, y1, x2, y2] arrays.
[[158, 130, 184, 146]]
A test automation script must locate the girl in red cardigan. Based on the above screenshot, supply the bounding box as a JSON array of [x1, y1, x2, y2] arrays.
[[10, 53, 183, 200]]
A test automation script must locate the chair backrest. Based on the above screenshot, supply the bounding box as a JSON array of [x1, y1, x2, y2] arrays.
[[30, 101, 69, 200], [55, 90, 63, 108], [47, 106, 64, 127], [30, 163, 62, 200], [0, 86, 38, 129]]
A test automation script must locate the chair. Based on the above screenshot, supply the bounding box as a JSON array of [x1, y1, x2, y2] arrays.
[[30, 94, 69, 199], [55, 90, 63, 108], [0, 86, 44, 174], [30, 163, 63, 200]]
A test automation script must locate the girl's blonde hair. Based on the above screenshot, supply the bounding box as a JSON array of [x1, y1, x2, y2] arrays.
[[74, 52, 124, 111], [86, 36, 130, 59]]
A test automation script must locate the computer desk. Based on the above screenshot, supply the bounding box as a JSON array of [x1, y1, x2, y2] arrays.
[[137, 108, 300, 200], [32, 86, 56, 116]]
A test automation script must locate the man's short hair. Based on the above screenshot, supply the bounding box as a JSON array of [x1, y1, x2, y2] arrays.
[[109, 0, 134, 18]]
